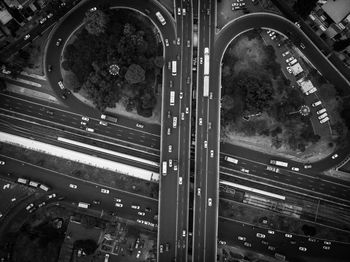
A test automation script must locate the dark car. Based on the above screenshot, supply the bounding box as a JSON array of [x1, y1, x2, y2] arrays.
[[145, 207, 151, 212], [48, 65, 52, 72], [167, 110, 171, 119], [165, 243, 170, 251], [46, 110, 54, 116], [61, 94, 67, 100]]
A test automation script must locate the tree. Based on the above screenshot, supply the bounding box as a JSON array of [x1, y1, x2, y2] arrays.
[[84, 10, 109, 35], [74, 239, 98, 255], [154, 56, 164, 68], [221, 95, 234, 110], [333, 38, 350, 52], [125, 64, 145, 84], [293, 0, 318, 19], [0, 78, 6, 91]]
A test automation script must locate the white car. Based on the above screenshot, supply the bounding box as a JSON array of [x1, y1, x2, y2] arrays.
[[285, 233, 293, 238], [312, 101, 322, 107], [182, 8, 186, 15], [308, 238, 316, 242], [58, 81, 65, 90], [0, 161, 5, 165], [80, 121, 87, 126], [324, 241, 331, 245], [291, 167, 299, 171], [295, 22, 301, 28], [56, 38, 62, 46], [204, 141, 208, 148], [168, 145, 172, 153], [199, 118, 203, 126], [39, 17, 47, 24], [244, 242, 251, 247], [197, 188, 201, 196], [167, 128, 171, 135], [136, 123, 144, 128], [187, 40, 190, 47], [131, 205, 140, 209], [300, 43, 305, 49], [177, 7, 181, 15], [256, 233, 265, 238], [218, 240, 226, 245], [69, 184, 77, 189], [38, 202, 46, 208], [82, 116, 89, 121], [169, 159, 173, 167], [210, 150, 214, 158], [286, 67, 292, 74], [90, 7, 97, 12], [241, 168, 249, 173], [208, 198, 212, 206], [115, 203, 123, 207], [318, 113, 328, 120], [26, 203, 34, 210], [305, 87, 317, 95], [181, 112, 185, 120], [179, 92, 183, 99], [47, 13, 53, 19], [101, 188, 109, 194], [177, 37, 180, 45], [185, 107, 189, 114], [286, 57, 294, 63], [317, 108, 326, 115], [24, 34, 30, 40], [331, 154, 338, 159], [304, 164, 312, 169], [138, 211, 145, 216], [199, 57, 203, 64], [323, 245, 330, 250], [179, 177, 182, 185], [268, 246, 275, 251], [165, 39, 169, 46], [268, 230, 274, 234], [299, 246, 307, 252], [115, 198, 122, 202], [238, 236, 246, 241], [320, 117, 329, 124], [282, 51, 290, 57], [48, 193, 56, 199], [99, 121, 108, 126]]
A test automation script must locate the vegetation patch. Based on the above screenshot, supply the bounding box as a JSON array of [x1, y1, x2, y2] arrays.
[[62, 8, 163, 117]]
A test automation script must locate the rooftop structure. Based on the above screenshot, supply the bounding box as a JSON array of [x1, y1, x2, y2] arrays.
[[322, 0, 350, 23]]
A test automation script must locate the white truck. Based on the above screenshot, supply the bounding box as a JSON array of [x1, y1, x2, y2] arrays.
[[170, 91, 175, 106], [78, 202, 90, 208], [162, 161, 167, 176], [172, 60, 177, 76], [101, 114, 118, 123], [224, 156, 238, 164], [270, 160, 288, 167]]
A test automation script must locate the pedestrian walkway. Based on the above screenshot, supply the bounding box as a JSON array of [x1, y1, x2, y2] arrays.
[[6, 83, 59, 104], [20, 71, 47, 81]]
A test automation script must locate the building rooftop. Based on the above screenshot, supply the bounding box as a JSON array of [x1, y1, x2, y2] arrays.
[[322, 0, 350, 23]]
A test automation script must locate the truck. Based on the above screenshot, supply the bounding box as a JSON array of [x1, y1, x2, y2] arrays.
[[100, 114, 118, 123], [170, 91, 175, 106], [172, 60, 177, 76], [224, 156, 238, 164], [29, 181, 39, 188], [39, 184, 50, 191], [78, 202, 90, 208], [204, 47, 210, 75], [203, 75, 209, 97], [270, 160, 288, 167], [162, 161, 167, 176], [17, 178, 28, 184]]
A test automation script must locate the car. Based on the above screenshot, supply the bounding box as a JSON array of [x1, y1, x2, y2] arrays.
[[261, 240, 268, 245], [179, 177, 182, 185], [29, 207, 37, 213], [93, 200, 101, 205], [176, 54, 181, 60], [136, 250, 141, 258], [115, 198, 122, 203], [256, 233, 265, 238], [306, 87, 317, 95], [266, 166, 279, 173], [48, 65, 53, 72], [169, 159, 173, 167], [165, 39, 169, 46], [86, 127, 94, 132], [145, 207, 151, 212], [268, 230, 275, 234], [47, 13, 53, 19], [187, 40, 190, 47], [199, 57, 203, 64], [138, 211, 145, 216], [99, 121, 108, 126], [180, 112, 185, 120], [48, 193, 56, 199], [285, 233, 293, 238], [167, 128, 171, 135], [318, 113, 328, 120], [218, 240, 226, 245], [39, 17, 47, 24], [131, 205, 140, 209], [312, 101, 322, 107], [101, 188, 109, 194], [56, 38, 62, 46], [295, 22, 301, 28], [61, 94, 67, 100], [58, 81, 65, 90], [320, 116, 329, 124], [208, 198, 212, 206], [197, 188, 201, 196], [238, 236, 246, 241], [168, 145, 172, 152], [177, 37, 180, 45], [115, 203, 123, 207], [159, 244, 164, 253], [241, 168, 249, 173], [209, 92, 213, 99], [26, 203, 34, 210], [185, 107, 189, 114], [323, 245, 330, 250], [177, 7, 181, 15], [0, 161, 5, 165], [24, 34, 30, 40], [69, 184, 77, 189], [210, 150, 214, 158], [282, 51, 290, 57], [39, 202, 46, 208], [299, 246, 307, 252], [304, 164, 312, 169], [80, 121, 87, 126], [182, 230, 186, 237], [179, 92, 183, 99], [204, 141, 208, 148], [90, 7, 97, 12], [82, 116, 89, 122], [308, 238, 316, 242], [244, 242, 251, 247], [165, 243, 170, 251], [271, 35, 277, 40], [167, 110, 172, 119], [300, 43, 305, 49], [174, 160, 178, 171], [286, 57, 294, 63], [332, 154, 338, 159], [136, 123, 144, 128], [199, 118, 203, 125], [268, 246, 275, 251], [317, 108, 326, 115], [286, 67, 292, 74]]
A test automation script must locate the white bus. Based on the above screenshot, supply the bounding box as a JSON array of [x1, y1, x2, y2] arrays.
[[204, 47, 210, 75], [155, 12, 166, 25], [39, 184, 50, 191], [224, 156, 238, 164], [170, 91, 175, 106], [17, 178, 28, 184], [78, 202, 90, 208], [270, 160, 288, 167], [172, 60, 177, 76], [162, 161, 167, 176], [203, 75, 209, 97]]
